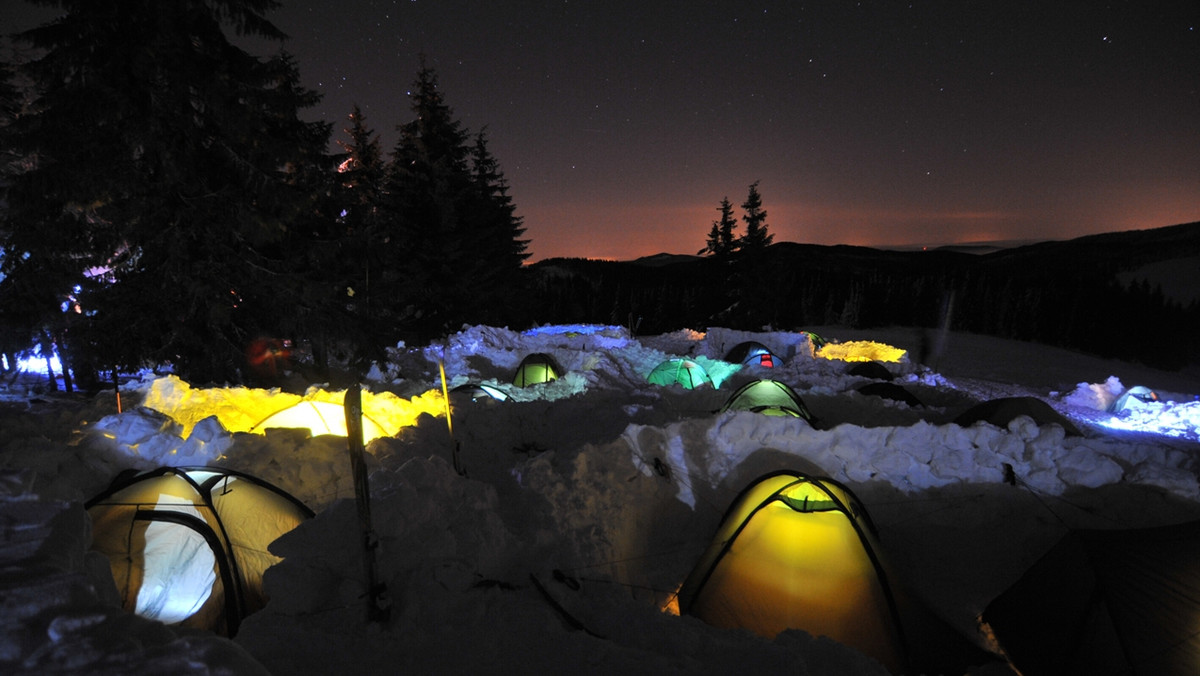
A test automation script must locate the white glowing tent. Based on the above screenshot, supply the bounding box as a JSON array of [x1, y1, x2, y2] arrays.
[[86, 467, 313, 636]]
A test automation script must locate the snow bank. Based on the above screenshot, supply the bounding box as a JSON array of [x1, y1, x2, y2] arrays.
[[2, 324, 1199, 675]]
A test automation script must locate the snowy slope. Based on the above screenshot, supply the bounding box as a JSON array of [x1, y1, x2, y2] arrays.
[[2, 324, 1199, 675]]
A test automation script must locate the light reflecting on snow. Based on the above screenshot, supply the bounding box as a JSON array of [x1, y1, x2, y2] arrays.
[[17, 352, 63, 375], [1094, 401, 1200, 442]]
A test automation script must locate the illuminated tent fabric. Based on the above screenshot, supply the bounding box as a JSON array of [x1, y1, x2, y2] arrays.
[[982, 520, 1200, 676], [86, 467, 313, 637], [250, 400, 390, 443], [719, 379, 814, 422], [800, 330, 828, 350], [724, 341, 780, 368], [512, 353, 563, 387], [646, 358, 713, 389], [676, 470, 989, 675], [953, 396, 1083, 436], [676, 471, 908, 673], [1108, 385, 1159, 413]]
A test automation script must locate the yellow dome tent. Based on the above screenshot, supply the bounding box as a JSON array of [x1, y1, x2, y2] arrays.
[[677, 471, 907, 672], [676, 470, 991, 674], [86, 467, 313, 637]]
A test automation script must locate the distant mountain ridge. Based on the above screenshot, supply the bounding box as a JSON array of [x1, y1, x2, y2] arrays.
[[525, 222, 1200, 370]]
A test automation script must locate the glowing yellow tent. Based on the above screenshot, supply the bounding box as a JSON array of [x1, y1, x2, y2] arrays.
[[676, 470, 992, 673], [250, 400, 390, 443], [512, 352, 563, 387], [86, 467, 313, 637], [677, 471, 908, 672]]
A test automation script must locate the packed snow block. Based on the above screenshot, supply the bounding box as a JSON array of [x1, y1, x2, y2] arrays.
[[1053, 447, 1123, 489], [175, 414, 233, 461], [1126, 465, 1200, 499], [0, 498, 72, 565]]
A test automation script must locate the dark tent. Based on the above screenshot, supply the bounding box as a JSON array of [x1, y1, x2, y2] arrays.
[[450, 382, 510, 404], [720, 379, 814, 422], [982, 520, 1200, 676], [953, 396, 1083, 436], [847, 361, 894, 381], [856, 382, 923, 407], [724, 341, 781, 368], [512, 353, 563, 387], [87, 466, 313, 637]]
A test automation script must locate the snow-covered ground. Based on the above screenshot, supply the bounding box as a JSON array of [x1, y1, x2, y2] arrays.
[[3, 324, 1199, 675]]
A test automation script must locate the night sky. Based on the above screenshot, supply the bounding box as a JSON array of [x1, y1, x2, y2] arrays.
[[5, 1, 1199, 261]]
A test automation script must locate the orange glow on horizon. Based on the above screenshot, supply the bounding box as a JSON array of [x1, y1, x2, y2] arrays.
[[518, 192, 1200, 263]]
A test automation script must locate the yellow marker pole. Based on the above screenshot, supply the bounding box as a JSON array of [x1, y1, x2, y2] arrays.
[[438, 358, 453, 439]]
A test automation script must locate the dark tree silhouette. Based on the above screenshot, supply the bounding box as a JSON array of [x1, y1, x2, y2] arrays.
[[4, 0, 329, 385], [739, 181, 773, 252], [383, 62, 528, 341], [698, 197, 739, 259]]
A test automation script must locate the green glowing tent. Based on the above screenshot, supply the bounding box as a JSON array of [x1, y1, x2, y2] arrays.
[[720, 378, 813, 421], [646, 358, 713, 389], [512, 352, 563, 387]]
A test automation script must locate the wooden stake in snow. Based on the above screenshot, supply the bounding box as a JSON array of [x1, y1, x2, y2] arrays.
[[112, 369, 122, 413], [344, 383, 390, 623]]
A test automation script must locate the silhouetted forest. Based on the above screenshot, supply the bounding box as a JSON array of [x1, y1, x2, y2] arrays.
[[524, 222, 1200, 371]]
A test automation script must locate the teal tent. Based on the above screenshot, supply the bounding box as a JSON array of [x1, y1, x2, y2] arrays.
[[646, 358, 713, 389]]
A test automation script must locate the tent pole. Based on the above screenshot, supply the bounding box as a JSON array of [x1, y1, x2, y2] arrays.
[[344, 383, 390, 623]]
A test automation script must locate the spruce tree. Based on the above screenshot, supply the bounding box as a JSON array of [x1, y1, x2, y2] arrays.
[[698, 197, 738, 258], [384, 63, 527, 340], [5, 0, 329, 385], [383, 64, 471, 340], [326, 104, 389, 369], [466, 128, 529, 323], [0, 55, 35, 376], [740, 181, 773, 252]]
